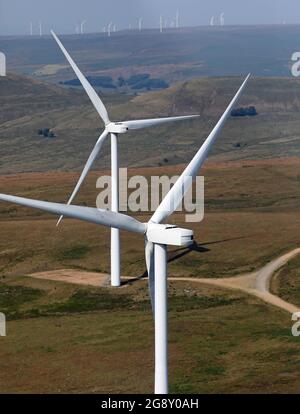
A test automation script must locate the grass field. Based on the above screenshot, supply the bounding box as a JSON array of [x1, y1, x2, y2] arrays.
[[0, 157, 299, 278], [0, 275, 299, 393], [0, 157, 299, 393]]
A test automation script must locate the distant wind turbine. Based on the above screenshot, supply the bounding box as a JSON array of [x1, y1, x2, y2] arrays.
[[176, 10, 180, 29], [160, 15, 163, 33], [138, 17, 143, 32], [38, 20, 42, 37], [0, 74, 250, 394], [80, 20, 87, 34], [220, 12, 225, 26], [108, 22, 112, 37], [50, 30, 200, 288], [210, 16, 215, 26], [30, 22, 33, 36]]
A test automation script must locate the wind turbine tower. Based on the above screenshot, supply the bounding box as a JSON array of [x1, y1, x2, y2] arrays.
[[210, 16, 215, 26], [108, 22, 112, 37], [160, 15, 163, 33], [38, 20, 42, 37], [138, 17, 143, 32], [220, 12, 225, 26], [50, 31, 199, 289], [30, 22, 33, 36], [80, 20, 87, 34], [176, 10, 180, 29]]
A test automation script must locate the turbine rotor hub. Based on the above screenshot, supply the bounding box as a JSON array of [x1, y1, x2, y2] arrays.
[[106, 122, 129, 134], [146, 223, 194, 247]]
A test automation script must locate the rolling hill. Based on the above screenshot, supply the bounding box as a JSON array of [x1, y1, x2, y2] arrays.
[[0, 73, 300, 174]]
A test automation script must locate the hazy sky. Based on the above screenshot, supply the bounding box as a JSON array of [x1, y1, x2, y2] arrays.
[[0, 0, 299, 35]]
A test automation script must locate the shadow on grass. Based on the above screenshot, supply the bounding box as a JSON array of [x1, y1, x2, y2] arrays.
[[122, 236, 251, 286]]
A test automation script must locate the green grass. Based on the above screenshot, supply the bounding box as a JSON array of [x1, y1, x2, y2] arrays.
[[39, 289, 135, 315], [168, 295, 240, 312], [0, 284, 44, 312]]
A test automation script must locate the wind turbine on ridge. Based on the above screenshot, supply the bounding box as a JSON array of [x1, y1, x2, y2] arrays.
[[0, 74, 250, 394], [51, 30, 199, 288]]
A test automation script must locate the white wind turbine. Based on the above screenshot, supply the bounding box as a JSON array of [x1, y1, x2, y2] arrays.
[[107, 22, 112, 37], [220, 12, 225, 26], [30, 22, 33, 36], [138, 17, 143, 32], [176, 10, 180, 29], [80, 20, 87, 34], [51, 30, 199, 288], [160, 15, 163, 33], [0, 74, 250, 394], [38, 20, 42, 37], [210, 16, 215, 26]]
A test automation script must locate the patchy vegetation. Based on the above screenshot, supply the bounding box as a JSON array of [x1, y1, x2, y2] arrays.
[[272, 255, 300, 307], [53, 245, 92, 261], [0, 284, 44, 318], [0, 275, 298, 393]]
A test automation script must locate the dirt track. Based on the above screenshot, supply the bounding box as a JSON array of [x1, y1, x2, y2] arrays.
[[30, 248, 300, 314]]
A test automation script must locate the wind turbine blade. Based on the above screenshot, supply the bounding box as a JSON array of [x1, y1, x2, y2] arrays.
[[51, 30, 110, 126], [57, 129, 109, 226], [145, 240, 155, 313], [0, 194, 146, 234], [123, 115, 199, 130], [150, 74, 251, 224]]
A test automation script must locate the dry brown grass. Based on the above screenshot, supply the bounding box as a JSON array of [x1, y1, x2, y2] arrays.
[[0, 157, 299, 278], [0, 158, 299, 394]]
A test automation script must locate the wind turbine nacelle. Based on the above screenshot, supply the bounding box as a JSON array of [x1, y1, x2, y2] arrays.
[[107, 123, 129, 134], [147, 224, 194, 247]]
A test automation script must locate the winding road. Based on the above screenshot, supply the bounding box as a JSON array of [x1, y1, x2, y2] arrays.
[[171, 247, 300, 314], [31, 247, 300, 314]]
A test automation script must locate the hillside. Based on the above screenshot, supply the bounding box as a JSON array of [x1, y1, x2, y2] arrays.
[[0, 25, 299, 85], [0, 74, 300, 174]]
